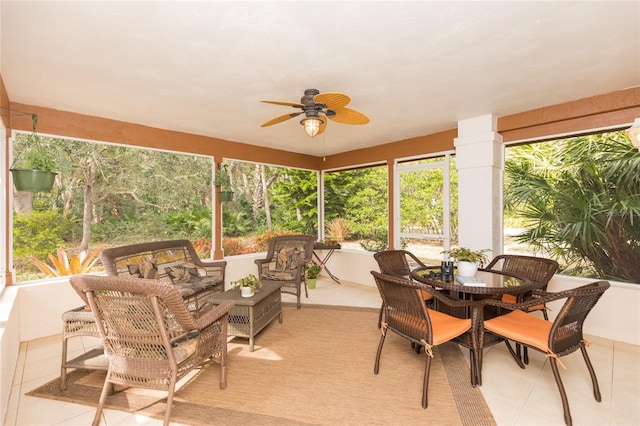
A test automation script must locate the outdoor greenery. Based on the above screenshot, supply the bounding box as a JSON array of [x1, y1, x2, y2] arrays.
[[441, 247, 491, 264], [11, 129, 640, 284], [504, 131, 640, 283]]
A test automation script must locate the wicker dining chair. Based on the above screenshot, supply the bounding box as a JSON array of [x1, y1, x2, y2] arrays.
[[481, 254, 559, 363], [371, 271, 481, 408], [373, 250, 436, 329], [480, 280, 610, 426], [70, 274, 235, 426], [255, 234, 315, 309]]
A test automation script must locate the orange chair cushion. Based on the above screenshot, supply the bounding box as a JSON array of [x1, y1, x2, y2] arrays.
[[420, 290, 434, 301], [500, 295, 545, 312], [427, 309, 472, 346], [483, 309, 551, 353]]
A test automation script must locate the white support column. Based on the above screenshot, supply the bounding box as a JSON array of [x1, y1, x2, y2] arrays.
[[454, 115, 503, 257]]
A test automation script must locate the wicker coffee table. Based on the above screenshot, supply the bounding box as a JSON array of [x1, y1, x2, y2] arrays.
[[208, 281, 283, 351]]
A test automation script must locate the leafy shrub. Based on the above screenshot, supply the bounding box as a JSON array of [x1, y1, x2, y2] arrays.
[[251, 230, 294, 252], [222, 238, 254, 256], [13, 210, 75, 272], [167, 207, 212, 238], [191, 238, 212, 259]]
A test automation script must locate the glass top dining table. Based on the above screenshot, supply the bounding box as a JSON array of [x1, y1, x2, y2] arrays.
[[410, 267, 542, 298]]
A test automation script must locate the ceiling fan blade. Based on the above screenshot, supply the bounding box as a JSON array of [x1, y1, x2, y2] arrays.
[[314, 92, 350, 109], [260, 112, 302, 127], [260, 100, 304, 108], [329, 107, 370, 125]]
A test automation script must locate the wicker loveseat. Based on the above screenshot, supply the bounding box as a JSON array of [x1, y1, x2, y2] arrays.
[[100, 239, 227, 313]]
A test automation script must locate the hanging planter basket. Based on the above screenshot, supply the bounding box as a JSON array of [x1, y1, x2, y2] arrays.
[[9, 113, 58, 193], [10, 169, 57, 192], [218, 190, 234, 202]]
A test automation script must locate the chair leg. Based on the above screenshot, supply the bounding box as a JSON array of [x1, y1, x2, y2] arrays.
[[373, 333, 386, 375], [422, 354, 432, 409], [549, 357, 573, 426], [377, 303, 384, 329], [523, 346, 530, 364], [92, 374, 112, 426], [164, 375, 178, 426], [504, 340, 525, 368], [580, 344, 602, 402]]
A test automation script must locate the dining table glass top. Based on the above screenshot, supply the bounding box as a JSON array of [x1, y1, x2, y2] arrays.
[[411, 267, 538, 296]]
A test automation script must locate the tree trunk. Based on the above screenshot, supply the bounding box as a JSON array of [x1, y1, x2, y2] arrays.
[[13, 190, 33, 214], [80, 160, 97, 250], [262, 165, 272, 229]]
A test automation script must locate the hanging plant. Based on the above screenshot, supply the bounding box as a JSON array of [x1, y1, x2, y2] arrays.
[[215, 163, 233, 202], [10, 114, 58, 192]]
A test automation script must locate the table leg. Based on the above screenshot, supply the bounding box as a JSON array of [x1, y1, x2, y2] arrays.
[[313, 249, 340, 283]]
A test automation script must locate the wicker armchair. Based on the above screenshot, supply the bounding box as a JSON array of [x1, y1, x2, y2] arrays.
[[373, 250, 435, 328], [254, 234, 315, 309], [480, 280, 610, 426], [371, 271, 481, 408], [481, 254, 559, 363], [100, 239, 226, 314], [70, 274, 234, 426]]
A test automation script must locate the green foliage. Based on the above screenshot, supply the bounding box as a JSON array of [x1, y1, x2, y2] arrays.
[[359, 229, 389, 252], [231, 274, 261, 289], [305, 261, 322, 279], [222, 209, 252, 236], [505, 131, 640, 283], [167, 207, 212, 238], [441, 247, 491, 264], [13, 210, 75, 272], [327, 166, 388, 240], [12, 126, 58, 171]]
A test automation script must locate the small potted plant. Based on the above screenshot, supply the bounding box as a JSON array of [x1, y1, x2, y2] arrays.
[[441, 247, 491, 277], [214, 164, 234, 202], [305, 260, 322, 289], [231, 274, 262, 297], [10, 114, 58, 192]]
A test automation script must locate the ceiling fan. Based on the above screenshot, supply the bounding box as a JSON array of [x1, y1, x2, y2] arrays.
[[260, 89, 370, 138]]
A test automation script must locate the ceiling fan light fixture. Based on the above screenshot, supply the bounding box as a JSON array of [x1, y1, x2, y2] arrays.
[[301, 116, 324, 138], [625, 118, 640, 150]]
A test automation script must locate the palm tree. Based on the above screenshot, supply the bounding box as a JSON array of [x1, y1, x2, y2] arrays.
[[504, 131, 640, 283]]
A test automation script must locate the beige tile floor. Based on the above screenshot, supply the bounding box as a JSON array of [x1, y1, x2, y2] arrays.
[[4, 277, 639, 425]]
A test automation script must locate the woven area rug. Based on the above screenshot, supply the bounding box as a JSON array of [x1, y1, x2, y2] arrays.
[[28, 304, 495, 425]]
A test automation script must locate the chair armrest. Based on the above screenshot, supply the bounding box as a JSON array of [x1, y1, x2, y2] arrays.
[[482, 290, 568, 311], [423, 285, 482, 309], [195, 300, 235, 330], [254, 258, 270, 266]]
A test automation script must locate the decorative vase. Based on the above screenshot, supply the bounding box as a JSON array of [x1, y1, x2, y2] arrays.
[[11, 169, 57, 192], [241, 286, 255, 298], [457, 261, 478, 277], [307, 278, 317, 289]]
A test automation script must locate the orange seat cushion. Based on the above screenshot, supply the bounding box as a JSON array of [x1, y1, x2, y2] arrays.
[[500, 295, 545, 312], [427, 309, 471, 346], [483, 309, 551, 353], [421, 290, 434, 301]]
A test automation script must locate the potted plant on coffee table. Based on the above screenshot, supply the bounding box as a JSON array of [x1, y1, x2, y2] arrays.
[[441, 247, 491, 277], [231, 274, 262, 297], [305, 260, 322, 289], [10, 114, 57, 192]]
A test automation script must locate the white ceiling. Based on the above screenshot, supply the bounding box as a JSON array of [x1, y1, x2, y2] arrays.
[[1, 1, 639, 156]]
